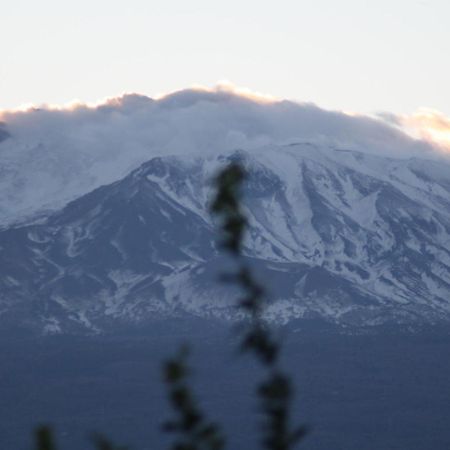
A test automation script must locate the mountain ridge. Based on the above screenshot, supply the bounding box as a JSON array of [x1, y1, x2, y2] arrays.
[[2, 142, 450, 333]]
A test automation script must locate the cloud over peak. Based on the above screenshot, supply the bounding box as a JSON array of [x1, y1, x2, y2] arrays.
[[0, 85, 448, 226]]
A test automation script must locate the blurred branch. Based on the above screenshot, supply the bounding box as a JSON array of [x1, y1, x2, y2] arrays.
[[212, 162, 309, 450], [35, 426, 57, 450], [162, 345, 225, 450]]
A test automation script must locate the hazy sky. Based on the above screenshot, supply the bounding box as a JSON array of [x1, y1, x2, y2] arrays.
[[1, 0, 449, 114]]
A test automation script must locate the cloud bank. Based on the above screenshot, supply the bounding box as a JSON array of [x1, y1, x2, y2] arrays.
[[392, 109, 450, 151], [0, 84, 447, 226]]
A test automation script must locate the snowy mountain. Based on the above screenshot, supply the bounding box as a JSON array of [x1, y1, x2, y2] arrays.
[[2, 139, 450, 334]]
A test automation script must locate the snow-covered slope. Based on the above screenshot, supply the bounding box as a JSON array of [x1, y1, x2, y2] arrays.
[[2, 142, 450, 333]]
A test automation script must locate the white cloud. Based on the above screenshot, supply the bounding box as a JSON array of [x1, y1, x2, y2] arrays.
[[0, 84, 444, 227], [390, 108, 450, 152]]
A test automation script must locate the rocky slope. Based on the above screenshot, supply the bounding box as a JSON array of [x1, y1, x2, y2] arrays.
[[2, 143, 450, 333]]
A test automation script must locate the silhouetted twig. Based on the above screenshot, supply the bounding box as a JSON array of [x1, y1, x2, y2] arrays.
[[162, 345, 225, 450], [35, 426, 57, 450], [212, 162, 309, 450], [34, 162, 308, 450]]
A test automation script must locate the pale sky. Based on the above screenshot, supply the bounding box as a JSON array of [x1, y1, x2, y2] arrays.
[[1, 0, 449, 115]]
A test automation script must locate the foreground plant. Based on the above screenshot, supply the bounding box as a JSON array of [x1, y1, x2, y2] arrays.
[[163, 162, 308, 450], [34, 162, 308, 450]]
